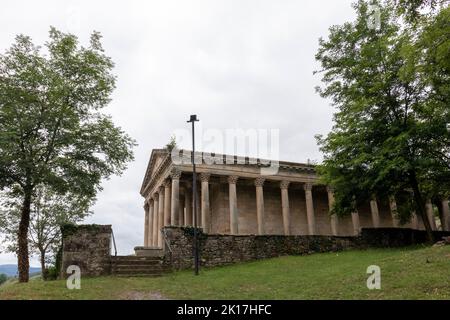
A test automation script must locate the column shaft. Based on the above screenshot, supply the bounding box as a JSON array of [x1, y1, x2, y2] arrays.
[[228, 176, 239, 234], [280, 181, 290, 236], [158, 188, 164, 247], [370, 197, 380, 228], [148, 201, 153, 246], [152, 196, 159, 246], [200, 173, 210, 233], [144, 204, 149, 247], [255, 178, 266, 235], [164, 181, 171, 226], [304, 183, 316, 235], [389, 196, 400, 227], [327, 187, 338, 236], [170, 169, 181, 225], [441, 199, 450, 231], [411, 211, 419, 229], [426, 199, 437, 230], [351, 211, 360, 235]]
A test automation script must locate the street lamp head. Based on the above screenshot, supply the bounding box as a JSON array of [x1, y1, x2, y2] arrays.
[[187, 114, 199, 123]]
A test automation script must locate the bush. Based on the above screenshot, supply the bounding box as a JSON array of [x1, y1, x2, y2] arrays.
[[46, 267, 58, 280], [0, 273, 7, 285]]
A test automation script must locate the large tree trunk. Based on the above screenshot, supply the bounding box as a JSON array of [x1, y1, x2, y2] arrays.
[[18, 187, 32, 283], [408, 170, 434, 243]]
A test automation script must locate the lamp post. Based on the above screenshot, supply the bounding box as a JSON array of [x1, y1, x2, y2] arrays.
[[187, 114, 200, 275]]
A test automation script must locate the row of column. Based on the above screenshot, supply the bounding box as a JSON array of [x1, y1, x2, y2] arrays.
[[227, 177, 320, 236], [144, 171, 450, 246]]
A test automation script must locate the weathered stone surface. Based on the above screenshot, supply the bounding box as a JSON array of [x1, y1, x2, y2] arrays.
[[61, 224, 112, 277], [163, 226, 450, 270]]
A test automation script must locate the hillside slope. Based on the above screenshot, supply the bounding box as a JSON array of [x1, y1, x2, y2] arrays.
[[0, 245, 449, 300]]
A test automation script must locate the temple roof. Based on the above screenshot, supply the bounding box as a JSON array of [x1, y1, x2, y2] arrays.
[[140, 148, 317, 197]]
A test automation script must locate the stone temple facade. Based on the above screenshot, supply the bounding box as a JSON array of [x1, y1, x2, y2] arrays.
[[140, 149, 449, 248]]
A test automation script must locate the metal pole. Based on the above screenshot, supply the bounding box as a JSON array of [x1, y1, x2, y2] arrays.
[[187, 115, 200, 275]]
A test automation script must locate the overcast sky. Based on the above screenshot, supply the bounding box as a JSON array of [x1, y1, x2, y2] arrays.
[[0, 0, 356, 266]]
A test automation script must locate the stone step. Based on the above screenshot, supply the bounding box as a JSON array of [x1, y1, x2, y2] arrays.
[[113, 273, 164, 277], [111, 269, 170, 274], [112, 260, 163, 266], [112, 256, 163, 262], [112, 265, 169, 272]]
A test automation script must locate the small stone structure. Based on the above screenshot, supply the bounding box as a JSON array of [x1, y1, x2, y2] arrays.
[[162, 226, 450, 270], [61, 224, 112, 277]]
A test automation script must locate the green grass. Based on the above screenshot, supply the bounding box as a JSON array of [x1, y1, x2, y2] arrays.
[[1, 245, 449, 300]]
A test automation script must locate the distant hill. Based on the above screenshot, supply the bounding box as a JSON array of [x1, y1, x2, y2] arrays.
[[0, 265, 41, 277]]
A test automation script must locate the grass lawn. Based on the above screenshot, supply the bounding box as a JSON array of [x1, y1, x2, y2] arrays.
[[1, 245, 449, 300]]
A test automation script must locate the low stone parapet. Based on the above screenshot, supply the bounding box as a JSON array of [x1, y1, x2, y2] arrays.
[[162, 226, 450, 270]]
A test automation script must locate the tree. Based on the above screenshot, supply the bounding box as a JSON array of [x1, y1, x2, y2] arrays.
[[165, 135, 178, 152], [0, 185, 93, 279], [395, 0, 447, 22], [0, 28, 135, 282], [314, 1, 449, 241], [0, 273, 7, 285]]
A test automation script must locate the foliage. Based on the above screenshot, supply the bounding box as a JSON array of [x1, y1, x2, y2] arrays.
[[314, 1, 449, 240], [0, 185, 93, 279], [0, 27, 136, 282], [165, 135, 178, 152], [395, 0, 447, 22], [0, 274, 7, 285]]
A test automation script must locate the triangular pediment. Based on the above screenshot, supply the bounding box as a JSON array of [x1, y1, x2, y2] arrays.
[[140, 149, 169, 195]]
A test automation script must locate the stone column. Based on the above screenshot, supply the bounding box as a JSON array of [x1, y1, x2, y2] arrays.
[[389, 196, 400, 227], [200, 173, 211, 233], [441, 199, 450, 231], [158, 186, 165, 247], [411, 211, 419, 229], [351, 211, 360, 235], [370, 196, 380, 228], [148, 199, 153, 246], [228, 175, 239, 235], [170, 168, 181, 226], [426, 199, 437, 230], [255, 178, 266, 235], [152, 195, 159, 246], [327, 187, 339, 236], [304, 183, 316, 235], [144, 202, 149, 247], [185, 184, 193, 226], [280, 180, 290, 236], [163, 179, 171, 226]]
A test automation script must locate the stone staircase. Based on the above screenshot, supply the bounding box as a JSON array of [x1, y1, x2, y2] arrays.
[[111, 255, 170, 277]]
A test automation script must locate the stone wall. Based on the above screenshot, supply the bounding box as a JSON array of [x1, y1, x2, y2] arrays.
[[163, 226, 359, 270], [61, 224, 112, 278], [359, 228, 450, 247], [163, 226, 450, 270]]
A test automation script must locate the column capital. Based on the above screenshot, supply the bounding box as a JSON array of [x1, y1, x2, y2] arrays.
[[228, 175, 239, 184], [304, 182, 313, 191], [144, 202, 149, 210], [170, 167, 182, 179], [280, 180, 290, 190], [163, 179, 171, 188], [326, 186, 334, 193], [158, 185, 165, 193], [199, 172, 211, 182], [255, 177, 265, 187]]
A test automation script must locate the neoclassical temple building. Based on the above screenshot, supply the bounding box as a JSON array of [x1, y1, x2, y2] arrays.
[[140, 149, 449, 247]]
